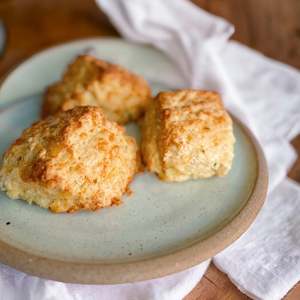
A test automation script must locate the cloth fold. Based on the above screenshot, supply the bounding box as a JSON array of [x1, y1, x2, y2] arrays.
[[0, 261, 209, 300], [98, 0, 234, 88], [214, 179, 300, 300], [1, 0, 300, 299]]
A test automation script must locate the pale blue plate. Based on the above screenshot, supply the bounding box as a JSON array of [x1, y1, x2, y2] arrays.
[[0, 39, 267, 283]]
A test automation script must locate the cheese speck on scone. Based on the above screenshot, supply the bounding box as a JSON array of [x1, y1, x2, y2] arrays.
[[0, 106, 139, 212], [42, 55, 151, 124], [141, 89, 235, 182]]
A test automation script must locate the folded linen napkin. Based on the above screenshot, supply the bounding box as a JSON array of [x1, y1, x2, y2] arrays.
[[1, 1, 300, 299], [95, 1, 300, 299], [0, 20, 6, 56], [0, 261, 209, 300]]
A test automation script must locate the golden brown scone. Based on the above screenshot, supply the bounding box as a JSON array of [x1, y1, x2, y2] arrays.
[[141, 90, 235, 182], [42, 55, 151, 124], [0, 106, 139, 213]]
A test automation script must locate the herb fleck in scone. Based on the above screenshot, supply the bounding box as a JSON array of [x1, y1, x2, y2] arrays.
[[0, 106, 139, 213], [141, 90, 235, 182], [42, 55, 151, 124]]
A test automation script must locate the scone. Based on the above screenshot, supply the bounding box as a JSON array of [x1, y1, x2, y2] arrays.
[[0, 106, 139, 213], [141, 89, 235, 182], [42, 55, 151, 124]]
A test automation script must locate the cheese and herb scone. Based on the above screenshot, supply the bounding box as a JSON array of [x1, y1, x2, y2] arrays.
[[0, 106, 139, 213], [42, 55, 151, 124], [141, 89, 235, 182]]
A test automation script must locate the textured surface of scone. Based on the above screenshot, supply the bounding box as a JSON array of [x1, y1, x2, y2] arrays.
[[42, 55, 151, 124], [0, 106, 139, 212], [141, 90, 235, 182]]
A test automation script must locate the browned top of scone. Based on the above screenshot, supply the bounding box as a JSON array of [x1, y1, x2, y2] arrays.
[[141, 89, 235, 181], [42, 55, 151, 123], [0, 106, 139, 212], [155, 90, 231, 149]]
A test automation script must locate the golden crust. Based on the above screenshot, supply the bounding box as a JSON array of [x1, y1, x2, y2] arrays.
[[141, 89, 235, 182], [42, 55, 152, 124], [0, 106, 139, 213]]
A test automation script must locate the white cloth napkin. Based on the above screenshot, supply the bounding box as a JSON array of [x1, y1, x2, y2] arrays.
[[1, 1, 300, 299], [95, 0, 300, 299], [0, 261, 209, 300]]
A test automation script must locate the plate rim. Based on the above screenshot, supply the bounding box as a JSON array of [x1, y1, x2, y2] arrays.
[[0, 39, 268, 284]]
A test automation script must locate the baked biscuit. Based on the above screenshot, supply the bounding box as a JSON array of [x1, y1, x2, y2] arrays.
[[141, 90, 235, 182], [0, 106, 139, 212], [42, 55, 151, 124]]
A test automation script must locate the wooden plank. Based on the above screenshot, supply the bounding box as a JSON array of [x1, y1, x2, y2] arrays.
[[185, 265, 250, 300], [0, 0, 117, 76]]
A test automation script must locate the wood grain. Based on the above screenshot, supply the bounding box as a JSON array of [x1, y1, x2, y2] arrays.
[[0, 0, 299, 299], [192, 0, 300, 69], [0, 0, 117, 76]]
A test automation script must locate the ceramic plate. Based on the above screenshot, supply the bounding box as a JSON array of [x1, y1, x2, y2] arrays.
[[0, 38, 268, 284]]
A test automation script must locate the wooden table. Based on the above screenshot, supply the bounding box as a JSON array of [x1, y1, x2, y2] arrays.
[[0, 1, 299, 299]]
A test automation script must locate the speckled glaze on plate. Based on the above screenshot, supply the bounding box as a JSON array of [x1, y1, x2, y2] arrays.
[[0, 38, 268, 284]]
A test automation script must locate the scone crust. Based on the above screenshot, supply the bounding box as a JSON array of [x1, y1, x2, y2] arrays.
[[0, 106, 139, 212], [141, 89, 235, 181], [42, 55, 151, 124]]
